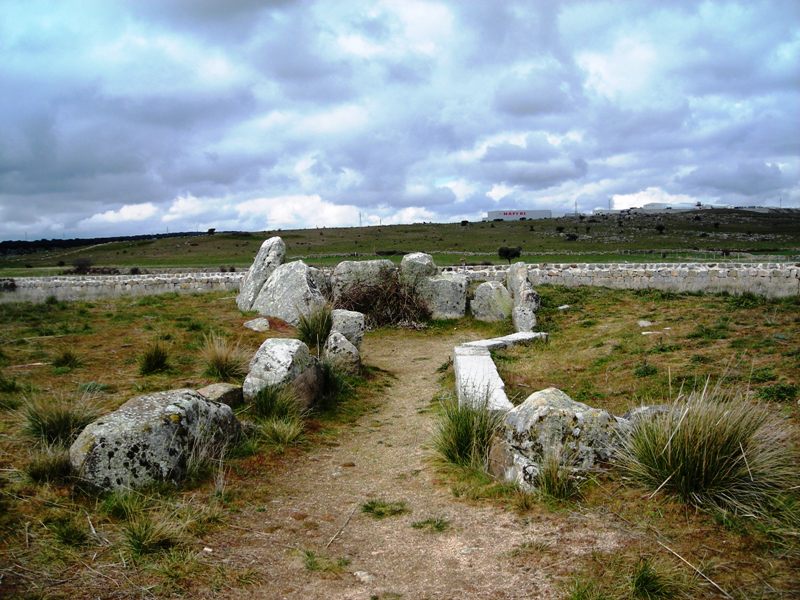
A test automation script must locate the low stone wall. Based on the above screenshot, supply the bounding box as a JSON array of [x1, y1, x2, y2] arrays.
[[0, 273, 244, 304], [441, 262, 799, 298]]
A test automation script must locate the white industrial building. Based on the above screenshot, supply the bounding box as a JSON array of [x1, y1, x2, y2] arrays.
[[485, 209, 552, 221]]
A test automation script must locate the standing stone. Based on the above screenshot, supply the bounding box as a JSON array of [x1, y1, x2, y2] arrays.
[[418, 273, 467, 319], [237, 237, 286, 311], [70, 389, 241, 492], [331, 259, 396, 301], [322, 331, 361, 374], [506, 262, 529, 302], [309, 266, 332, 300], [471, 281, 513, 321], [331, 309, 366, 348], [512, 306, 537, 332], [243, 338, 321, 409], [252, 261, 326, 326], [400, 252, 438, 288]]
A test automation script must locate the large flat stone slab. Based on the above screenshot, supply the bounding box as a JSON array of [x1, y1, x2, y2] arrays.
[[463, 331, 548, 351], [453, 345, 513, 412]]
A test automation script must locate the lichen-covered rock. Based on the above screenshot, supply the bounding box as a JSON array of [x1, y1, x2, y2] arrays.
[[309, 266, 332, 300], [490, 388, 625, 491], [323, 331, 361, 374], [516, 283, 541, 312], [331, 309, 366, 348], [622, 404, 670, 423], [197, 383, 243, 408], [418, 273, 467, 319], [70, 389, 241, 492], [471, 281, 512, 321], [512, 305, 537, 332], [506, 262, 529, 302], [400, 252, 438, 287], [243, 317, 270, 332], [252, 261, 326, 325], [243, 338, 321, 408], [331, 259, 396, 301], [237, 237, 286, 311]]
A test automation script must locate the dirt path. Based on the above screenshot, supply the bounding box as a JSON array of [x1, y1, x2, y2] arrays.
[[209, 330, 624, 599]]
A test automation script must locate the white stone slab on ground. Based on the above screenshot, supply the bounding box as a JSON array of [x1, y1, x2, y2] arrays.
[[453, 345, 513, 412]]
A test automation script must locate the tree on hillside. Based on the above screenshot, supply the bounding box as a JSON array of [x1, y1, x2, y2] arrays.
[[498, 246, 522, 264]]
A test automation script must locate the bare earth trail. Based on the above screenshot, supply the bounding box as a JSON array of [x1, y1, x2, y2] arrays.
[[208, 330, 625, 600]]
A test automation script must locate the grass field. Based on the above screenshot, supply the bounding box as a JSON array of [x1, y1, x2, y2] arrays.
[[0, 285, 797, 597], [2, 208, 799, 276]]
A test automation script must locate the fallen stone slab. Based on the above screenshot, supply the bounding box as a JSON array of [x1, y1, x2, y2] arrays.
[[463, 331, 548, 351], [70, 389, 241, 492], [453, 345, 513, 412]]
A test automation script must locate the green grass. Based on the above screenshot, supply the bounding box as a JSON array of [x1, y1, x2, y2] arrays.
[[249, 384, 302, 421], [259, 416, 305, 452], [411, 517, 450, 532], [433, 393, 501, 469], [618, 386, 799, 517], [535, 446, 583, 501], [99, 490, 149, 520], [48, 515, 90, 547], [361, 499, 410, 519], [757, 382, 797, 403], [123, 514, 183, 558], [138, 342, 171, 375], [25, 444, 73, 483], [297, 304, 333, 350], [301, 549, 350, 573], [52, 349, 82, 370]]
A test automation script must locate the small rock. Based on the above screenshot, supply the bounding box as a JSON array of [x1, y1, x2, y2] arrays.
[[557, 304, 570, 311], [322, 331, 361, 374], [637, 320, 653, 327], [243, 317, 271, 332], [354, 571, 375, 584]]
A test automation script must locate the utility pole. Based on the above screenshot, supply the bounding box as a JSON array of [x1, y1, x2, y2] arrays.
[[359, 212, 362, 227], [574, 199, 578, 216]]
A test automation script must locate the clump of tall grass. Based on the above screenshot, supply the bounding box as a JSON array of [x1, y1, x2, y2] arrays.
[[123, 513, 184, 557], [139, 342, 170, 375], [319, 359, 354, 409], [297, 304, 333, 350], [433, 393, 501, 469], [259, 416, 305, 452], [21, 394, 99, 446], [250, 384, 301, 421], [52, 349, 82, 370], [618, 382, 799, 517], [24, 444, 73, 484], [535, 446, 583, 501], [200, 332, 247, 382]]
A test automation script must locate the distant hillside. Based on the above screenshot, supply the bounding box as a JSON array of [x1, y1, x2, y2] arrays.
[[1, 208, 798, 274]]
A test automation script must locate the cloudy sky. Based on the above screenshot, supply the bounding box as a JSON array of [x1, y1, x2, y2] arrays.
[[1, 1, 798, 240]]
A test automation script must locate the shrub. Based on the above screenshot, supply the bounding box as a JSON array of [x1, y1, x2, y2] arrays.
[[200, 333, 247, 382], [334, 267, 430, 328], [634, 361, 658, 378], [48, 515, 89, 547], [618, 387, 799, 516], [319, 360, 353, 409], [757, 382, 797, 403], [498, 246, 522, 263], [297, 304, 333, 350], [250, 384, 301, 421], [139, 342, 170, 375], [433, 394, 501, 469], [361, 499, 410, 519], [52, 349, 82, 370], [25, 445, 73, 483], [411, 517, 450, 532], [22, 394, 99, 446]]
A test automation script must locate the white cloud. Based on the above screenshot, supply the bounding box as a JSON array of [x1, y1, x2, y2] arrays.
[[612, 187, 698, 210], [486, 184, 514, 202], [235, 195, 360, 229], [163, 193, 215, 222], [81, 202, 158, 225], [578, 36, 659, 101]]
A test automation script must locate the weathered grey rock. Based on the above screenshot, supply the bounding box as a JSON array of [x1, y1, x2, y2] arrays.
[[419, 273, 467, 319], [622, 404, 670, 423], [512, 305, 537, 332], [252, 261, 326, 325], [70, 389, 241, 492], [331, 309, 366, 348], [463, 331, 547, 351], [490, 388, 624, 491], [237, 237, 286, 311], [243, 317, 270, 332], [309, 266, 332, 300], [323, 331, 361, 374], [516, 283, 541, 312], [506, 262, 529, 302], [331, 259, 396, 301], [400, 252, 438, 287], [243, 338, 320, 409], [197, 383, 243, 408], [471, 281, 512, 321]]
